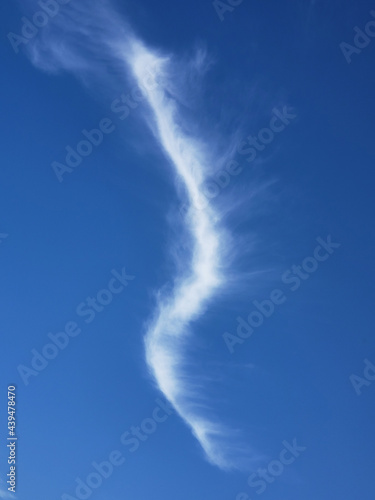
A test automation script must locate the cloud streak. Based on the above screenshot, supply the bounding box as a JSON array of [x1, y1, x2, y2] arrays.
[[124, 40, 241, 469], [23, 0, 257, 470]]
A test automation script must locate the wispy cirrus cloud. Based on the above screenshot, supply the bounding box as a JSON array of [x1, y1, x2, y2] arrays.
[[125, 39, 256, 470], [22, 0, 261, 470]]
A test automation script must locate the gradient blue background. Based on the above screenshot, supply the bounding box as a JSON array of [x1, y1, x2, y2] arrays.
[[0, 0, 374, 499]]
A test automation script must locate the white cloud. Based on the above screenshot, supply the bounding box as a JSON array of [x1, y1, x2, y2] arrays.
[[124, 39, 261, 470], [23, 0, 260, 470]]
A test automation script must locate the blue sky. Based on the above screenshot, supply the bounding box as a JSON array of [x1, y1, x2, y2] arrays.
[[0, 0, 374, 499]]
